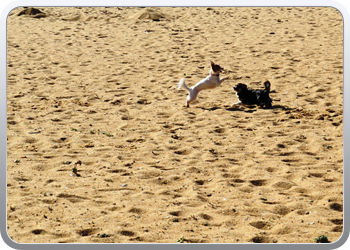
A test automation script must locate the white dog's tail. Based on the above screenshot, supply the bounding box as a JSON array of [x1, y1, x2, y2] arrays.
[[177, 78, 191, 92]]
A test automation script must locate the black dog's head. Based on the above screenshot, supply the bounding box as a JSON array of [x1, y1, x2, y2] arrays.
[[233, 83, 248, 93]]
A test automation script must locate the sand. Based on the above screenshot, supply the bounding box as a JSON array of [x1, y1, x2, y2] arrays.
[[6, 7, 343, 243]]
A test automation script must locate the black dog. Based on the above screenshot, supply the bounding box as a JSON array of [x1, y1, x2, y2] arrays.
[[233, 81, 272, 108]]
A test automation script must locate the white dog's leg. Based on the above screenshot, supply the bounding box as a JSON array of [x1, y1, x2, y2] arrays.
[[186, 89, 199, 107], [217, 77, 229, 86]]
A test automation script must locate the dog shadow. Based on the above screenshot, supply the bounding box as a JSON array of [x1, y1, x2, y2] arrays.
[[226, 104, 290, 113], [200, 106, 222, 111], [226, 105, 257, 113], [227, 107, 256, 113], [198, 104, 290, 113]]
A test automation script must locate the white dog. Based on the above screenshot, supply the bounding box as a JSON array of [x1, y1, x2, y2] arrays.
[[177, 61, 229, 107]]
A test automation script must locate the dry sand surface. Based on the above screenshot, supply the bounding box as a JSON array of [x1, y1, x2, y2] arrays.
[[7, 7, 343, 243]]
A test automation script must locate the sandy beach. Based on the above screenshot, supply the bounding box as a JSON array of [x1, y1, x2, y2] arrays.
[[7, 7, 343, 243]]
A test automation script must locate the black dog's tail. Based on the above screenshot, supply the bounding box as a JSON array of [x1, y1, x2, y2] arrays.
[[264, 81, 271, 93]]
